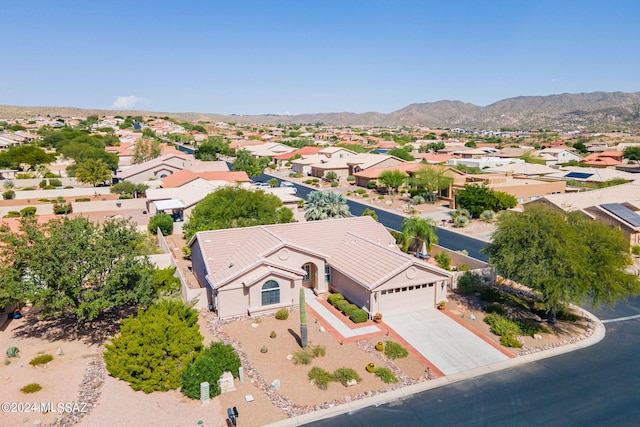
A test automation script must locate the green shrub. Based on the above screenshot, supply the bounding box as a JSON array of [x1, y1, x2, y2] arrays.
[[75, 197, 91, 202], [349, 308, 369, 323], [434, 253, 452, 270], [454, 215, 470, 228], [500, 335, 522, 348], [16, 173, 35, 179], [412, 195, 425, 205], [119, 193, 134, 199], [53, 202, 72, 215], [42, 185, 55, 190], [331, 182, 339, 187], [148, 212, 174, 236], [29, 354, 53, 366], [384, 341, 408, 359], [2, 190, 15, 200], [181, 354, 223, 399], [484, 313, 520, 337], [293, 349, 313, 365], [333, 368, 361, 386], [201, 341, 241, 378], [49, 178, 62, 187], [483, 304, 507, 316], [481, 210, 497, 222], [21, 186, 36, 190], [355, 188, 367, 195], [38, 198, 52, 202], [308, 367, 335, 390], [275, 308, 289, 320], [457, 271, 483, 293], [270, 331, 277, 338], [514, 319, 551, 336], [347, 175, 355, 182], [375, 367, 398, 384], [39, 179, 49, 188], [335, 299, 350, 312], [342, 303, 358, 317], [20, 206, 37, 217], [21, 383, 42, 393], [632, 246, 640, 256], [311, 345, 326, 358], [260, 346, 268, 353], [150, 267, 181, 294], [104, 300, 203, 393], [4, 211, 20, 218], [327, 293, 344, 306], [367, 181, 377, 189]]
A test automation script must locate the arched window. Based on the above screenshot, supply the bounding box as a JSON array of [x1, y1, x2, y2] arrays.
[[261, 280, 280, 306]]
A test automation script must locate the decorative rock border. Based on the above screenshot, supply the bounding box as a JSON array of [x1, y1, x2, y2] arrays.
[[49, 355, 106, 426]]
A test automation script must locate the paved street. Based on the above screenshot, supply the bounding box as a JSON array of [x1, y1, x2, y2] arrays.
[[307, 297, 640, 427]]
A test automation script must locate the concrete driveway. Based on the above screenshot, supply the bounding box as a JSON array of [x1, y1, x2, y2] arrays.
[[385, 309, 509, 375]]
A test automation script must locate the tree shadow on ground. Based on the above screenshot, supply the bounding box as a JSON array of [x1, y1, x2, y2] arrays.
[[11, 306, 137, 346]]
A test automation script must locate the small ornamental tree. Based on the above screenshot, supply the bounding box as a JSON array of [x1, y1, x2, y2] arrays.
[[104, 300, 203, 393], [148, 212, 174, 236]]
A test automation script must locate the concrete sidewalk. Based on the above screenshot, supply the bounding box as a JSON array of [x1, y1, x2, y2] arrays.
[[384, 309, 510, 375], [304, 288, 380, 339]]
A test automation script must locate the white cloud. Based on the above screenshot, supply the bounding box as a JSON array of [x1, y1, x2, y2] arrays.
[[111, 95, 148, 109]]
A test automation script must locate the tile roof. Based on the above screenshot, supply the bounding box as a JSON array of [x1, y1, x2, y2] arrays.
[[191, 217, 450, 290], [537, 179, 640, 211]]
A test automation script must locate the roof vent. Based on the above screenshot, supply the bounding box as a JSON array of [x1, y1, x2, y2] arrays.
[[229, 262, 234, 268]]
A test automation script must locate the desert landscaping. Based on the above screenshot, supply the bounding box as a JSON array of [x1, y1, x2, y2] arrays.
[[0, 277, 598, 427]]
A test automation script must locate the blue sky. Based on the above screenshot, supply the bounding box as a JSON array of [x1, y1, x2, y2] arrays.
[[1, 0, 639, 115]]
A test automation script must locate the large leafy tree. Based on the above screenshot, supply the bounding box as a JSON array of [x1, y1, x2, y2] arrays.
[[194, 136, 230, 161], [623, 146, 640, 163], [183, 186, 294, 240], [0, 145, 55, 170], [484, 204, 640, 323], [132, 138, 161, 164], [75, 159, 112, 186], [304, 191, 351, 221], [387, 147, 415, 161], [378, 170, 407, 200], [0, 217, 156, 322], [232, 149, 265, 177], [401, 216, 438, 253], [411, 165, 455, 194], [456, 184, 517, 218], [104, 300, 204, 393]]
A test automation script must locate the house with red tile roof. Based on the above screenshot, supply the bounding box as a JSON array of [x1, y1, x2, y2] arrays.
[[161, 170, 250, 188], [581, 151, 623, 168], [188, 216, 452, 319]]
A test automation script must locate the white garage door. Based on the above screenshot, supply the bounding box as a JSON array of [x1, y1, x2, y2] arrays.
[[378, 283, 436, 316]]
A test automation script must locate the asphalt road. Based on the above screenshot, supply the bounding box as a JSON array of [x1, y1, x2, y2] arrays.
[[305, 297, 640, 426]]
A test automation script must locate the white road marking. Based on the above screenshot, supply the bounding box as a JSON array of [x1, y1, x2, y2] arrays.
[[601, 313, 640, 324]]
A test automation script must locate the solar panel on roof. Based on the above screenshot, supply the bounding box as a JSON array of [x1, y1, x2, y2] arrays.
[[565, 172, 594, 179], [601, 203, 640, 227]]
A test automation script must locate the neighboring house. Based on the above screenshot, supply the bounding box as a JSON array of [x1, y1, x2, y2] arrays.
[[243, 142, 295, 158], [485, 163, 560, 177], [543, 167, 637, 185], [581, 151, 624, 168], [188, 217, 452, 319], [532, 179, 640, 246], [272, 146, 324, 167], [447, 157, 524, 170], [493, 147, 535, 158], [290, 147, 358, 177], [451, 174, 566, 207], [161, 169, 250, 188], [536, 148, 583, 166], [146, 179, 233, 219], [114, 154, 228, 183]]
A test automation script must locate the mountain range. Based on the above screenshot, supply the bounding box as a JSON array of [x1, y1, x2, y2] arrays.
[[2, 91, 639, 130]]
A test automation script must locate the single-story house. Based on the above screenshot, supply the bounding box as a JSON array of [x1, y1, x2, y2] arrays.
[[115, 154, 228, 183], [188, 216, 452, 319]]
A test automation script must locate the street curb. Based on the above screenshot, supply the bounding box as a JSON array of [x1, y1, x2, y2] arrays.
[[264, 306, 605, 427]]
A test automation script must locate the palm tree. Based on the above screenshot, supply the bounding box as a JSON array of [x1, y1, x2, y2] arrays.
[[304, 191, 351, 221], [401, 216, 438, 253]]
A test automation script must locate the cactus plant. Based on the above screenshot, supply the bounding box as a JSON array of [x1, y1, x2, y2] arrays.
[[300, 287, 308, 348]]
